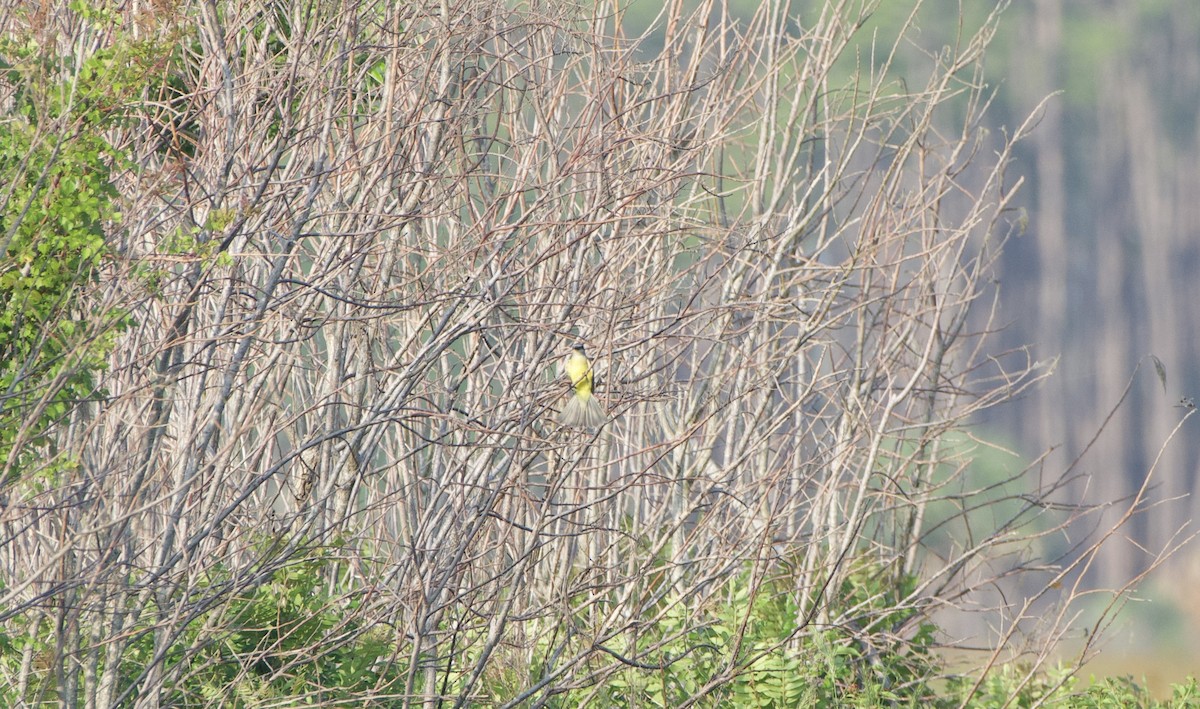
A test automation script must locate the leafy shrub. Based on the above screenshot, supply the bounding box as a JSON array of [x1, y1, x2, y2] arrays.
[[0, 549, 406, 706], [0, 38, 136, 482]]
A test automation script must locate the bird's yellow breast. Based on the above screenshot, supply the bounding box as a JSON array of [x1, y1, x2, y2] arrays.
[[565, 351, 594, 398]]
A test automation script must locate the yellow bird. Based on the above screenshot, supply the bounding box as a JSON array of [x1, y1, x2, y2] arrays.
[[559, 343, 607, 428]]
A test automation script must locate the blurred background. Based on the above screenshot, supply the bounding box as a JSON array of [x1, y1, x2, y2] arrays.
[[987, 1, 1200, 688], [867, 0, 1200, 688], [620, 0, 1200, 691]]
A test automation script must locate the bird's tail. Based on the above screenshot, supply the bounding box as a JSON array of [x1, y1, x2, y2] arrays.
[[559, 394, 607, 428]]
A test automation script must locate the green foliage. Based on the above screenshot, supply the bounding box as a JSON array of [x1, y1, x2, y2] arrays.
[[1070, 675, 1161, 708], [483, 560, 945, 707], [0, 41, 133, 480], [1064, 675, 1200, 709], [163, 554, 405, 705], [945, 662, 1078, 708], [945, 666, 1200, 708], [472, 557, 1200, 708], [1168, 678, 1200, 707], [0, 550, 406, 707], [0, 18, 193, 481], [3, 545, 1196, 706]]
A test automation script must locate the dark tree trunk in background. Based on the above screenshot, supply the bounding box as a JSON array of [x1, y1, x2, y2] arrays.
[[1028, 0, 1068, 457]]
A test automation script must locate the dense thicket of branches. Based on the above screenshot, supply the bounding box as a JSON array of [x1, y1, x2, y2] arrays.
[[0, 0, 1167, 705]]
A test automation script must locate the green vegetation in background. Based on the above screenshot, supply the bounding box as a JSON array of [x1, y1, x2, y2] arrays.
[[912, 431, 1043, 554], [1055, 10, 1128, 109]]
